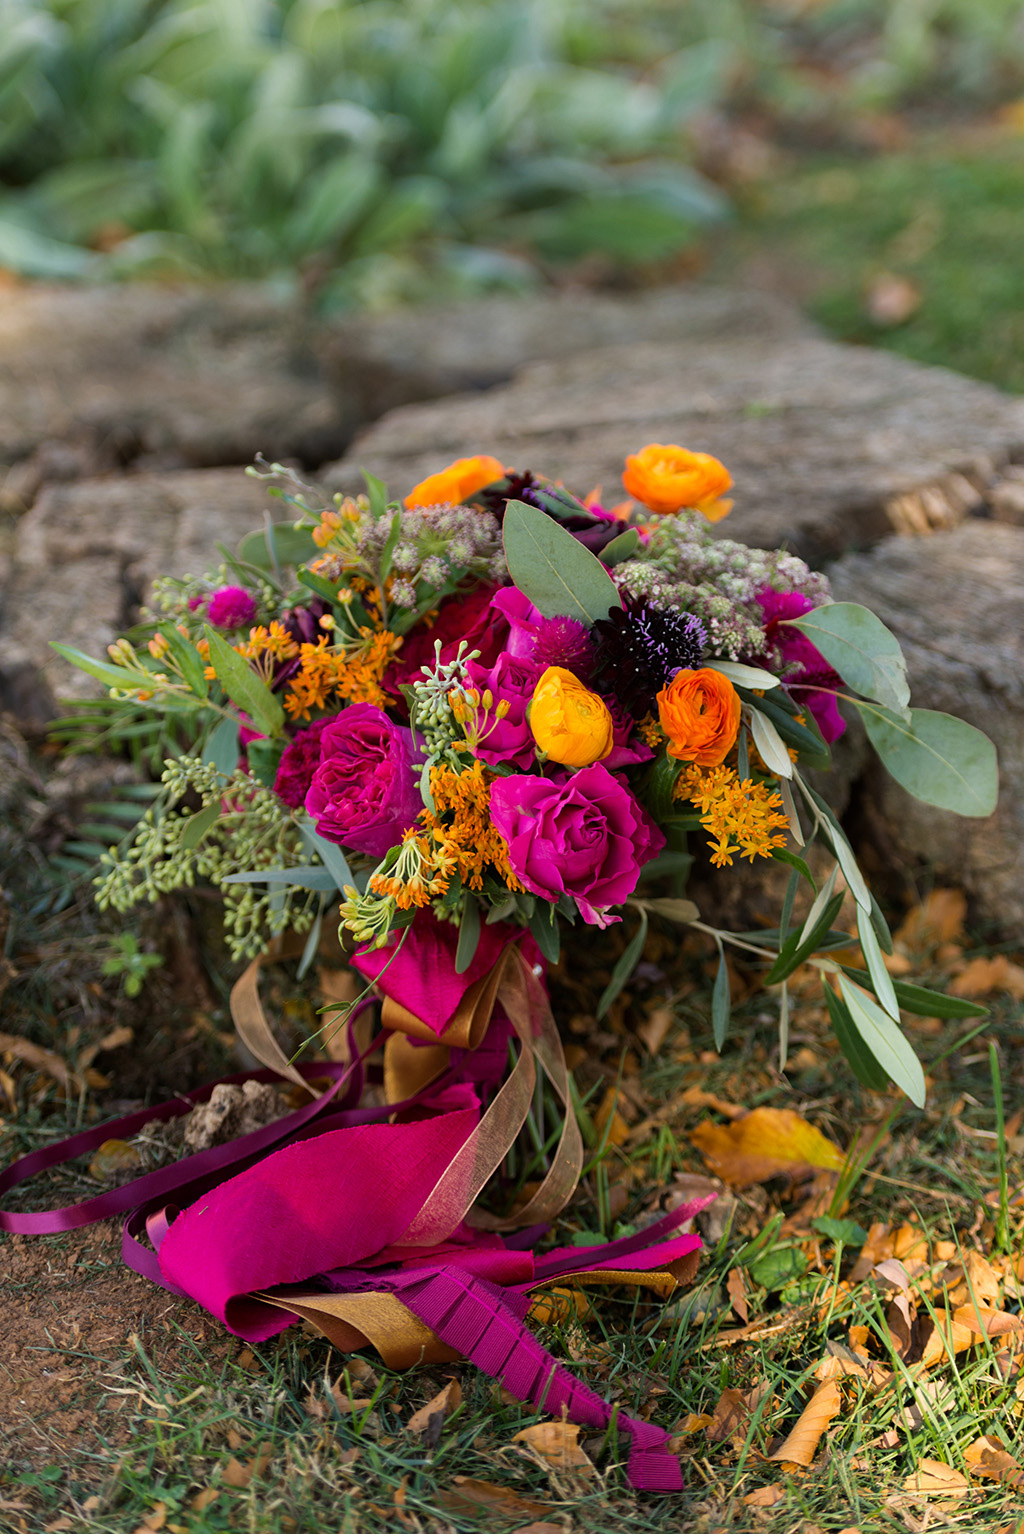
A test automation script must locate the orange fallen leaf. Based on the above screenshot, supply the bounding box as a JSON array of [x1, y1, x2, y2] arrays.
[[950, 954, 1024, 1000], [691, 1107, 844, 1186], [918, 1309, 975, 1368], [767, 1379, 840, 1468], [901, 1459, 971, 1500], [189, 1489, 219, 1513], [406, 1378, 461, 1436], [894, 888, 966, 950], [512, 1420, 595, 1475], [221, 1448, 272, 1489], [964, 1434, 1024, 1488], [593, 1085, 631, 1147], [743, 1485, 785, 1508], [680, 1085, 745, 1119], [528, 1287, 593, 1325]]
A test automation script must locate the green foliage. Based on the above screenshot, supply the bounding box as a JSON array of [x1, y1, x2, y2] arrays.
[[0, 0, 727, 299], [100, 932, 164, 997], [501, 498, 621, 626]]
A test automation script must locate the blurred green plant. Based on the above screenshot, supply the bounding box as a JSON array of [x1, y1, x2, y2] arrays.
[[0, 0, 729, 302]]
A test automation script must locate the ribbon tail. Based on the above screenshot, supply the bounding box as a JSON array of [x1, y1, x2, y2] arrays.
[[394, 1268, 683, 1493]]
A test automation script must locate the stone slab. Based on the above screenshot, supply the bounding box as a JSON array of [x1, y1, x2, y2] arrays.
[[327, 332, 1024, 566], [828, 521, 1024, 935]]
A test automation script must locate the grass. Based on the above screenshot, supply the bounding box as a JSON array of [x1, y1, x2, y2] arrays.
[[3, 928, 1024, 1531], [717, 128, 1024, 394]]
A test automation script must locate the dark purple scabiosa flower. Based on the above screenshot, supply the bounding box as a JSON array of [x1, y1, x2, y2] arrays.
[[271, 598, 331, 690], [207, 585, 257, 630], [593, 598, 707, 720], [273, 716, 335, 808], [531, 615, 596, 681]]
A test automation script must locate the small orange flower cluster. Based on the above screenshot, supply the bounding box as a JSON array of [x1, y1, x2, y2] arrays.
[[418, 759, 521, 894], [369, 829, 453, 910], [283, 630, 399, 720], [311, 498, 360, 548], [674, 763, 789, 868]]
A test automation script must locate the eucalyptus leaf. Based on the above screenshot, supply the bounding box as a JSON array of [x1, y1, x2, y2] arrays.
[[203, 627, 284, 737], [784, 602, 910, 716], [632, 897, 699, 924], [600, 527, 639, 565], [528, 902, 561, 964], [748, 706, 794, 779], [596, 907, 647, 1020], [221, 867, 339, 891], [854, 700, 998, 818], [298, 820, 353, 891], [180, 801, 220, 851], [238, 522, 318, 570], [502, 499, 620, 625], [711, 662, 780, 690], [455, 895, 481, 975], [202, 716, 241, 776], [712, 944, 730, 1049], [838, 975, 926, 1106]]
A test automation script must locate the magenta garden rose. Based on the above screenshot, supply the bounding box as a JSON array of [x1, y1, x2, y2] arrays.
[[489, 764, 664, 927], [305, 703, 421, 856]]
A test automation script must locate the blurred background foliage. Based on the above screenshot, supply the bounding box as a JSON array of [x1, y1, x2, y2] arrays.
[[1, 0, 1024, 376]]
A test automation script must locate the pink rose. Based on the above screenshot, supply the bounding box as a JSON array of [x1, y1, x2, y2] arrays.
[[489, 764, 664, 927], [464, 652, 543, 770], [305, 703, 421, 856]]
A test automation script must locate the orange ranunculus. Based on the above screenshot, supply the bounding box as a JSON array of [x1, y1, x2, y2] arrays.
[[529, 667, 614, 768], [622, 443, 733, 521], [404, 455, 506, 509], [657, 668, 740, 766]]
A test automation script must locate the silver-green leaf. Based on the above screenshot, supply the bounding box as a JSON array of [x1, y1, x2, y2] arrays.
[[853, 700, 998, 818], [784, 602, 910, 716], [502, 499, 621, 626]]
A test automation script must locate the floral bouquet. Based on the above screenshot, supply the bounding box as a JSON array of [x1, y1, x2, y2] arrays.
[[56, 441, 996, 1109], [24, 442, 995, 1489]]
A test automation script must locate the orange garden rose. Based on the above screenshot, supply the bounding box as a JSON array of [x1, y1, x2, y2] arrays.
[[529, 666, 614, 768], [404, 454, 506, 509], [622, 443, 733, 521], [657, 667, 741, 766]]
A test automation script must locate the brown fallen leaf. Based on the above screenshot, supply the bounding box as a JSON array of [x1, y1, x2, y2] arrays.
[[901, 1459, 971, 1501], [964, 1434, 1024, 1489], [0, 1031, 75, 1089], [726, 1266, 749, 1324], [680, 1085, 746, 1119], [917, 1309, 976, 1369], [767, 1379, 841, 1468], [88, 1138, 144, 1182], [705, 1387, 750, 1445], [949, 954, 1024, 1000], [894, 888, 966, 951], [865, 272, 922, 327], [743, 1485, 785, 1508], [189, 1489, 219, 1513], [406, 1378, 462, 1437], [436, 1478, 551, 1522], [221, 1448, 272, 1489], [593, 1085, 631, 1148], [512, 1420, 595, 1475], [691, 1107, 844, 1187]]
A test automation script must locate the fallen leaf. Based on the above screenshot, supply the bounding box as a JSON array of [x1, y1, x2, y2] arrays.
[[512, 1420, 595, 1475], [894, 888, 966, 950], [691, 1108, 844, 1186], [221, 1448, 272, 1489], [0, 1031, 75, 1089], [743, 1485, 785, 1508], [901, 1459, 971, 1500], [726, 1267, 749, 1323], [767, 1379, 840, 1468], [88, 1138, 143, 1181], [638, 1007, 674, 1054], [706, 1387, 750, 1444], [680, 1085, 746, 1119], [406, 1378, 462, 1436], [593, 1085, 631, 1148], [866, 272, 922, 327], [189, 1490, 219, 1513], [436, 1478, 551, 1522], [510, 1525, 565, 1534], [950, 954, 1024, 1000], [528, 1287, 593, 1325], [964, 1435, 1024, 1488], [98, 1024, 134, 1051], [917, 1309, 976, 1369]]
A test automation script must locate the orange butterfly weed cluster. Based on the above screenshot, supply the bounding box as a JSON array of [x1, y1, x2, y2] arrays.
[[675, 763, 789, 867]]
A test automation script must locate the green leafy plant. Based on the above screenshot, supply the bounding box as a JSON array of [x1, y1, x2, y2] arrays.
[[100, 931, 164, 997]]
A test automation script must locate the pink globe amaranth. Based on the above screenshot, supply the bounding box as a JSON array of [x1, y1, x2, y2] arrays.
[[489, 764, 664, 928], [207, 585, 258, 630], [464, 652, 543, 770], [304, 703, 421, 857]]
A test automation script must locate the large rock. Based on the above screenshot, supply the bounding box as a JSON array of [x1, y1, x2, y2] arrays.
[[324, 284, 809, 419], [828, 522, 1024, 934], [327, 332, 1024, 565], [0, 469, 268, 721], [0, 283, 354, 508]]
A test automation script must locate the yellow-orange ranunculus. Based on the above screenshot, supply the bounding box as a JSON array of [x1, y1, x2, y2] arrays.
[[622, 443, 733, 521], [404, 454, 506, 509], [529, 666, 614, 768], [657, 668, 740, 766]]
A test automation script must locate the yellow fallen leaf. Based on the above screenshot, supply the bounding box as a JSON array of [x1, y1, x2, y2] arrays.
[[767, 1379, 840, 1468], [512, 1420, 595, 1475], [528, 1286, 593, 1325], [691, 1107, 844, 1186], [88, 1138, 143, 1181], [406, 1378, 461, 1436], [901, 1459, 971, 1500], [593, 1085, 631, 1148]]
